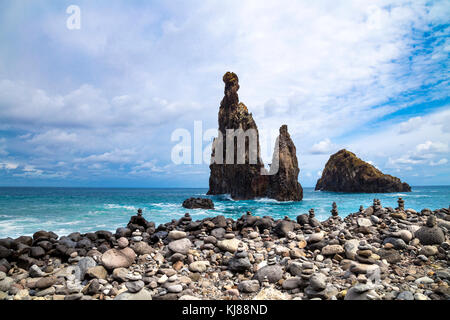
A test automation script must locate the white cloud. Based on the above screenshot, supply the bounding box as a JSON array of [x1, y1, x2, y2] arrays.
[[75, 149, 138, 164], [430, 158, 448, 166], [310, 138, 337, 155], [0, 162, 18, 170], [398, 116, 423, 134], [416, 140, 448, 153]]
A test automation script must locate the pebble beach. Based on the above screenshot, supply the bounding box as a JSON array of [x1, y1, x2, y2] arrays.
[[0, 197, 449, 301]]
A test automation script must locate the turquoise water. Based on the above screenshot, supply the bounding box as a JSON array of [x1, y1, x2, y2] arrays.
[[0, 186, 449, 238]]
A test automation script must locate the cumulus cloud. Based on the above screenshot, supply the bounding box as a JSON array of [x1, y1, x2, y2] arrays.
[[310, 139, 337, 155], [0, 0, 448, 186], [0, 162, 18, 170], [430, 158, 448, 166], [416, 141, 448, 153]]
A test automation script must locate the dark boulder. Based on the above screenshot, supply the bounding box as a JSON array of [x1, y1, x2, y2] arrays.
[[0, 246, 11, 259], [415, 216, 445, 245], [182, 197, 214, 209], [274, 219, 295, 237]]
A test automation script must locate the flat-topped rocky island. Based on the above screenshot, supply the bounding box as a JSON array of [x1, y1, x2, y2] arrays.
[[0, 199, 449, 301]]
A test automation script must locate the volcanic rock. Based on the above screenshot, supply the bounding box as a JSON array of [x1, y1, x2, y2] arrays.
[[207, 72, 302, 201], [415, 216, 445, 245], [182, 197, 214, 209], [315, 149, 411, 193], [266, 125, 303, 201]]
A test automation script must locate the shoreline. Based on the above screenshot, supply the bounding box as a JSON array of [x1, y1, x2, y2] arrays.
[[0, 200, 449, 300]]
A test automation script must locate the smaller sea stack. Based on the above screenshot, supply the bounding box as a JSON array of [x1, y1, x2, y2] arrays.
[[315, 149, 411, 193]]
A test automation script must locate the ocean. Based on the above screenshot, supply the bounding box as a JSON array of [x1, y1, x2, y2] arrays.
[[0, 186, 449, 238]]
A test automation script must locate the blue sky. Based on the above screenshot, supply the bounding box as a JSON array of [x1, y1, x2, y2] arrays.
[[0, 0, 449, 188]]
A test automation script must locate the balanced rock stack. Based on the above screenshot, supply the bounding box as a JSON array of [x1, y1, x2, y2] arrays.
[[228, 243, 252, 273]]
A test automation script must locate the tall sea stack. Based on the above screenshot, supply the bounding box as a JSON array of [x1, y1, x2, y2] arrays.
[[267, 125, 303, 201], [207, 72, 269, 200], [207, 72, 303, 201], [315, 149, 411, 193]]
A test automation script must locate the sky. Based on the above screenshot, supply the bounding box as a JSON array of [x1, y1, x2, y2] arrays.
[[0, 0, 449, 188]]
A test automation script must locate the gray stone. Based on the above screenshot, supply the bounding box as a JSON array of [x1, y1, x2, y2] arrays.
[[397, 291, 414, 300], [357, 218, 372, 227], [383, 237, 407, 250], [114, 288, 153, 300], [228, 257, 252, 273], [238, 280, 261, 293], [167, 284, 183, 293], [282, 277, 301, 290], [344, 239, 360, 260], [309, 273, 327, 291], [415, 225, 445, 245], [29, 264, 46, 278], [101, 248, 136, 270], [0, 276, 14, 292], [254, 265, 283, 284], [77, 256, 96, 279], [321, 244, 344, 256], [125, 280, 145, 293], [189, 261, 210, 273], [168, 238, 192, 255]]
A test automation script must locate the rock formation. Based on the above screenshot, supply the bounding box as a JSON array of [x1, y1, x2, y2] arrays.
[[207, 72, 268, 200], [207, 72, 303, 201], [267, 125, 303, 201], [315, 149, 411, 193], [182, 197, 214, 209]]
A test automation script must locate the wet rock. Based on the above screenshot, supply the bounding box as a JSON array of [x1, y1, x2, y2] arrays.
[[182, 198, 214, 209]]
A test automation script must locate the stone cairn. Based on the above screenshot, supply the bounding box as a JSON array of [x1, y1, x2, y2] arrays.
[[262, 276, 270, 288], [355, 240, 375, 264], [299, 262, 315, 287], [397, 197, 405, 211], [303, 209, 316, 234], [262, 229, 271, 242], [267, 251, 277, 266], [225, 221, 235, 239], [331, 202, 339, 217]]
